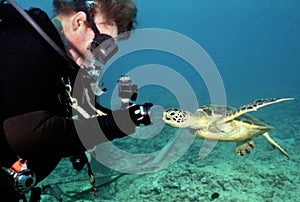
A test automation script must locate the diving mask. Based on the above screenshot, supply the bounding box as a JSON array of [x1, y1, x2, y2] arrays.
[[74, 0, 119, 65]]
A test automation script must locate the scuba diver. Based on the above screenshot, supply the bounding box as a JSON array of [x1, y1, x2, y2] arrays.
[[0, 0, 153, 201]]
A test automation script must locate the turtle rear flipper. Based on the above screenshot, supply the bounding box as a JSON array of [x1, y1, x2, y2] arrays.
[[236, 139, 255, 156], [222, 98, 294, 123], [262, 132, 290, 159]]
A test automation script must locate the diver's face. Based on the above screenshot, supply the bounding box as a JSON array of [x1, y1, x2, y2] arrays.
[[68, 12, 118, 67], [64, 11, 95, 67]]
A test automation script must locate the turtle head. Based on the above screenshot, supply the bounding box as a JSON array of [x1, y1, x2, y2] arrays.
[[162, 109, 192, 128]]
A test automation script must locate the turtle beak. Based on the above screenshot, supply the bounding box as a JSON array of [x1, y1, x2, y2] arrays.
[[161, 112, 166, 121]]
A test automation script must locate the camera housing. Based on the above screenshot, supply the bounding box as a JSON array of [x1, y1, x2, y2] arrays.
[[117, 75, 153, 126], [129, 102, 153, 126]]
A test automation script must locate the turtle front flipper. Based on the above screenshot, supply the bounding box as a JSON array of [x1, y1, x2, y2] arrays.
[[222, 98, 294, 123], [236, 139, 255, 156], [262, 132, 290, 159]]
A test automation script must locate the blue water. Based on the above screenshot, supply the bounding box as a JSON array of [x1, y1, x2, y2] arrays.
[[134, 0, 300, 104], [12, 0, 300, 201], [15, 0, 300, 104]]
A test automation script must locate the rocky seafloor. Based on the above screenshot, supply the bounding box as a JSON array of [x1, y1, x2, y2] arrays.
[[34, 98, 300, 202]]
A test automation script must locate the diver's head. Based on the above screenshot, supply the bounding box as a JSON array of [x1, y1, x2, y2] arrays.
[[53, 0, 137, 66]]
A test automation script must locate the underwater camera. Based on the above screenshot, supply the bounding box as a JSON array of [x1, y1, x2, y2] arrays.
[[118, 75, 153, 126]]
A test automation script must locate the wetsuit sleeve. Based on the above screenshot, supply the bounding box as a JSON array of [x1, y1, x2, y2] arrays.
[[96, 103, 137, 139], [75, 103, 138, 150], [2, 105, 137, 160]]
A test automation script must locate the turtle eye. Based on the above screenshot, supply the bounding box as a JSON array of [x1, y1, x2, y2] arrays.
[[170, 112, 176, 116]]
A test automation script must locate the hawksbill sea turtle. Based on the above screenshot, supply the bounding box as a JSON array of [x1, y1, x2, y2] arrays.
[[162, 98, 294, 158]]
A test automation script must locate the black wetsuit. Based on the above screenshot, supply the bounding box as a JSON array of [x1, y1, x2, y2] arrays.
[[0, 4, 136, 200]]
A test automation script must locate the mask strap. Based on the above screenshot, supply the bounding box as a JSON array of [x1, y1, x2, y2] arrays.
[[71, 0, 110, 49]]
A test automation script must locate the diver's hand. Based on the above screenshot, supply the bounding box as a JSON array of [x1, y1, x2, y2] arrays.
[[128, 103, 153, 126]]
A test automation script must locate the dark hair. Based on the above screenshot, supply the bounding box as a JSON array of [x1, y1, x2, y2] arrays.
[[53, 0, 137, 34]]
